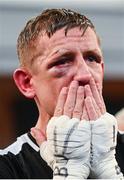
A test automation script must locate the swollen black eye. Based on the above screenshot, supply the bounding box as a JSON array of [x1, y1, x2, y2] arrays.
[[55, 58, 69, 66], [48, 58, 71, 68], [47, 54, 74, 69]]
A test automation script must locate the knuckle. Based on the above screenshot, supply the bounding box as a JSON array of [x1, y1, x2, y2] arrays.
[[98, 102, 102, 108], [88, 106, 94, 112], [64, 105, 74, 113], [55, 107, 62, 114], [77, 92, 84, 98], [68, 106, 74, 112], [73, 109, 81, 116]]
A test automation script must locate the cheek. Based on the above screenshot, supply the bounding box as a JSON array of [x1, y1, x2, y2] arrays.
[[90, 65, 103, 83], [45, 72, 74, 104], [48, 66, 77, 87]]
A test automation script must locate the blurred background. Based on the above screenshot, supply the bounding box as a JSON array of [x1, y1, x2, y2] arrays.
[[0, 0, 124, 148]]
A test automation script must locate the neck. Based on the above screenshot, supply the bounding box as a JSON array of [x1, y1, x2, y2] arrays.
[[35, 111, 51, 137]]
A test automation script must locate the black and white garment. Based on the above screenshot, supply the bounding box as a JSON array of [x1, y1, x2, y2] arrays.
[[0, 133, 52, 179], [0, 131, 124, 179]]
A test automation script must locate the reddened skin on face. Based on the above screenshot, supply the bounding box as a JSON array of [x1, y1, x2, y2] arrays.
[[14, 27, 104, 118]]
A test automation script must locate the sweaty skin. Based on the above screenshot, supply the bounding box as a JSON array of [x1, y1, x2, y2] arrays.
[[54, 78, 106, 119], [31, 77, 106, 145], [29, 27, 104, 135], [30, 27, 123, 179], [14, 26, 104, 138]]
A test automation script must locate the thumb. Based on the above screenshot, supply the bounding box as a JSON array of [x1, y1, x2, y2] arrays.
[[30, 127, 46, 146]]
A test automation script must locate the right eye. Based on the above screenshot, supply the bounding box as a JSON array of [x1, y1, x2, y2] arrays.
[[84, 52, 102, 64], [48, 55, 74, 69], [53, 58, 72, 66]]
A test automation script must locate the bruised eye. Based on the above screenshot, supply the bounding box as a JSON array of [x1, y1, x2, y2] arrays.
[[48, 55, 74, 69], [53, 58, 71, 66]]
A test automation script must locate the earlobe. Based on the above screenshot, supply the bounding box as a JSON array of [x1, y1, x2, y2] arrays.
[[13, 68, 35, 99]]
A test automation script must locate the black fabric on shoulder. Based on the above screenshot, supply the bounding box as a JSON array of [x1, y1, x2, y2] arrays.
[[0, 137, 53, 178]]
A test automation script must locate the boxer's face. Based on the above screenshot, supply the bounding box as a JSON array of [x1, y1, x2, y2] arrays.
[[31, 27, 104, 116]]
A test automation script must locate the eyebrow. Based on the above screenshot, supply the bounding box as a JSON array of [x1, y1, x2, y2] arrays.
[[30, 47, 103, 66], [30, 49, 62, 68], [87, 49, 102, 56], [49, 49, 70, 57]]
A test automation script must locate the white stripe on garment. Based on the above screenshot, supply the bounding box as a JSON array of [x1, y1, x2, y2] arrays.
[[0, 133, 39, 155]]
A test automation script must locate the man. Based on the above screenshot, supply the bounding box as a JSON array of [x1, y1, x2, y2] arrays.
[[0, 8, 124, 179]]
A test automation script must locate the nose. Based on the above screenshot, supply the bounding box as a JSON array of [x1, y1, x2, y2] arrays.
[[73, 58, 91, 85]]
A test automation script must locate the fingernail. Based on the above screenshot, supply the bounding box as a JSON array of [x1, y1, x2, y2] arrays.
[[90, 77, 94, 83], [61, 87, 66, 91], [78, 86, 84, 92], [61, 87, 68, 94], [71, 80, 78, 86], [85, 84, 89, 89]]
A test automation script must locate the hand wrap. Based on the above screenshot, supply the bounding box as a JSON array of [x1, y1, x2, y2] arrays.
[[90, 112, 124, 179], [40, 115, 91, 179], [40, 113, 124, 179]]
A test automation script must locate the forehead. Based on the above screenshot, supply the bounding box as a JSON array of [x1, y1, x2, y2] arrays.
[[36, 27, 102, 58]]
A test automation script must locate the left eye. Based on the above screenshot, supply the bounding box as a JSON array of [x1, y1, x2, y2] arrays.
[[86, 55, 98, 62], [54, 58, 71, 66], [48, 56, 74, 69]]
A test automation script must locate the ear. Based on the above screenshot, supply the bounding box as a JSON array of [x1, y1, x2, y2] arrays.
[[13, 68, 35, 99]]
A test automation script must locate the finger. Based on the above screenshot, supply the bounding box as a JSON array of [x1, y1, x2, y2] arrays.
[[31, 127, 46, 146], [81, 104, 89, 121], [96, 82, 106, 113], [85, 85, 101, 117], [96, 81, 102, 95], [54, 87, 68, 116], [72, 86, 84, 119], [90, 78, 105, 114], [85, 96, 98, 120], [64, 81, 78, 117]]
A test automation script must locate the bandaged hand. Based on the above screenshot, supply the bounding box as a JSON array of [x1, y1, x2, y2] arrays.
[[40, 81, 91, 179], [40, 115, 90, 179], [83, 79, 123, 178], [90, 113, 124, 179], [33, 79, 123, 179]]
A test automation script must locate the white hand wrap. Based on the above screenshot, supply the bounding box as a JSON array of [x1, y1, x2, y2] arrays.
[[40, 113, 124, 179], [40, 115, 91, 179], [90, 112, 124, 179]]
